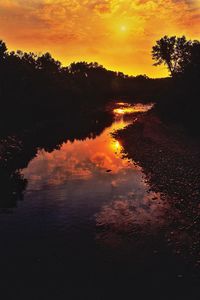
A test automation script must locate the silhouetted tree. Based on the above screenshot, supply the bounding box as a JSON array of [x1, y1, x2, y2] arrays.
[[36, 52, 61, 74], [152, 36, 192, 76], [153, 36, 200, 130], [0, 40, 7, 60], [180, 40, 200, 79]]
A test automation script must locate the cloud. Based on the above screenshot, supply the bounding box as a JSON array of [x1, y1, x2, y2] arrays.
[[0, 0, 199, 76]]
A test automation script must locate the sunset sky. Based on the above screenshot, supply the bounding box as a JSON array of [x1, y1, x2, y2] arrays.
[[0, 0, 200, 77]]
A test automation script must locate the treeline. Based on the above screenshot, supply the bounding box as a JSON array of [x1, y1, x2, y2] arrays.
[[0, 40, 167, 133], [152, 36, 200, 131], [0, 40, 114, 129]]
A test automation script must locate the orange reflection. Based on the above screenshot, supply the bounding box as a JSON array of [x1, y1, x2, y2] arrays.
[[114, 108, 135, 114], [117, 102, 127, 106], [114, 103, 153, 115], [23, 103, 152, 189], [111, 140, 122, 154], [23, 116, 131, 187]]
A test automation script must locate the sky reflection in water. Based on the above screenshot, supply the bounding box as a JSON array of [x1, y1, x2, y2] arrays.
[[22, 103, 168, 247]]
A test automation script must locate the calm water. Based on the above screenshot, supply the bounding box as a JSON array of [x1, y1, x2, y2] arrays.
[[0, 103, 198, 299]]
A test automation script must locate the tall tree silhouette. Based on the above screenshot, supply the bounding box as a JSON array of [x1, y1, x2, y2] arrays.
[[152, 36, 192, 76]]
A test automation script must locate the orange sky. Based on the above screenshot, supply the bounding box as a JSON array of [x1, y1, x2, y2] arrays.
[[0, 0, 200, 77]]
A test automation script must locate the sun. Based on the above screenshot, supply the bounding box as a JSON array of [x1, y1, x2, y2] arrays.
[[120, 25, 127, 32]]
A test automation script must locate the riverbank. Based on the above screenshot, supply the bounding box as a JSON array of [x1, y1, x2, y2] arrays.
[[114, 111, 200, 267]]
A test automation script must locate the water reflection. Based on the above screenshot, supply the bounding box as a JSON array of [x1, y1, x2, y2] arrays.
[[95, 191, 168, 251], [0, 102, 200, 300], [0, 102, 166, 242], [21, 103, 167, 241], [114, 103, 153, 115], [96, 192, 167, 233], [0, 110, 113, 209], [22, 112, 134, 190], [0, 102, 182, 299], [0, 100, 165, 250]]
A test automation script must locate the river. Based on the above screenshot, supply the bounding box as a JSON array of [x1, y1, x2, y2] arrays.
[[0, 102, 194, 299]]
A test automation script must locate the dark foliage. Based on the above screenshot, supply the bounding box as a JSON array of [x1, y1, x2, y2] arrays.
[[152, 36, 200, 132], [0, 40, 167, 130]]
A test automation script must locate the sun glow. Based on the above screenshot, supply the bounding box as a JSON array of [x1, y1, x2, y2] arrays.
[[0, 0, 199, 77], [120, 25, 127, 32]]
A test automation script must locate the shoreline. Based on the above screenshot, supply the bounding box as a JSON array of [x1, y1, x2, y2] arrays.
[[113, 111, 200, 266]]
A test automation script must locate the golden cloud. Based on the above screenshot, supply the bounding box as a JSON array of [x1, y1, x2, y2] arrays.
[[0, 0, 199, 77]]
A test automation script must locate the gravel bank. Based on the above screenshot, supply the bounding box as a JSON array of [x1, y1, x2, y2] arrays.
[[114, 112, 200, 267]]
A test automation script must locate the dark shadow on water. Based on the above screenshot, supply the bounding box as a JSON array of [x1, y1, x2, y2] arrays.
[[0, 110, 113, 210]]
